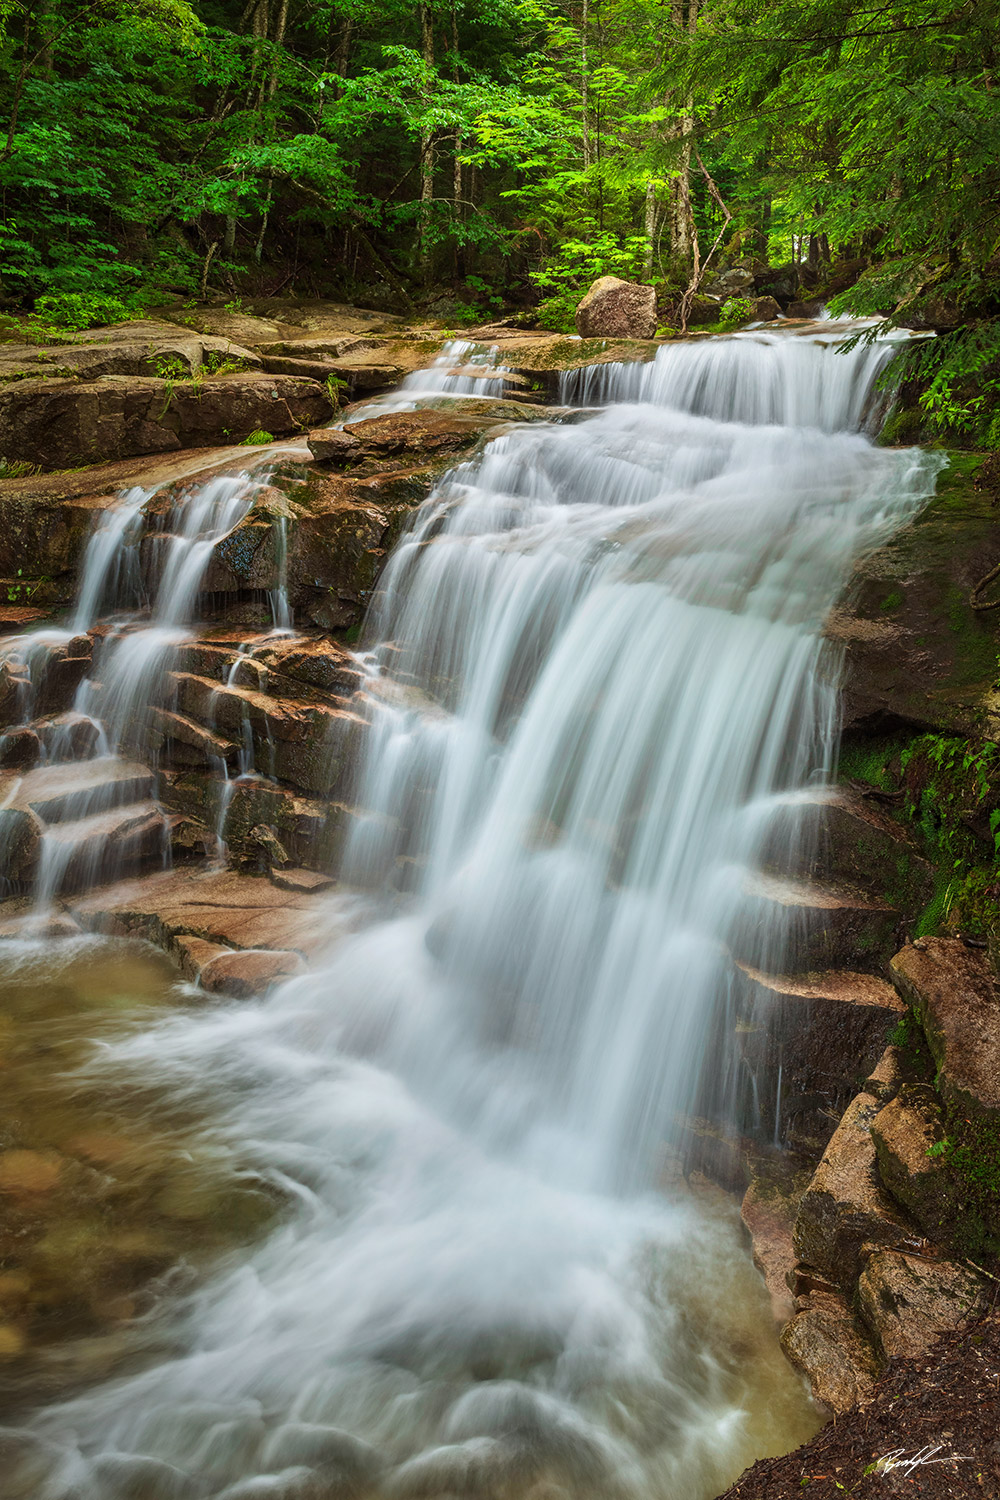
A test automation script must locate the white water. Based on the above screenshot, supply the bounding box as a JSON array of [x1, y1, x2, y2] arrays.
[[17, 328, 943, 1499], [346, 338, 510, 420]]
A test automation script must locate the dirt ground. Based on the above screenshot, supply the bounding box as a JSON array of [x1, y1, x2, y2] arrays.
[[720, 1314, 1000, 1499]]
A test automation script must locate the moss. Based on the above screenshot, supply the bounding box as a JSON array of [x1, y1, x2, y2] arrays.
[[837, 731, 911, 791], [879, 588, 904, 612], [933, 1106, 1000, 1261]]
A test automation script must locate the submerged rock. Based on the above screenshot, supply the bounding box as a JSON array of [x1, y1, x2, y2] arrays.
[[200, 948, 307, 997], [574, 276, 657, 339]]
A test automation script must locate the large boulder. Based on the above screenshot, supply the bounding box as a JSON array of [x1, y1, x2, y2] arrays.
[[574, 277, 657, 340], [890, 937, 1000, 1123], [830, 455, 1000, 739], [0, 375, 333, 470], [856, 1248, 988, 1362], [793, 1092, 916, 1287], [871, 1084, 959, 1234], [780, 1290, 879, 1413]]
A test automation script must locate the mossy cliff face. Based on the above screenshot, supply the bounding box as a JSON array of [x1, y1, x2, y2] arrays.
[[831, 452, 1000, 739]]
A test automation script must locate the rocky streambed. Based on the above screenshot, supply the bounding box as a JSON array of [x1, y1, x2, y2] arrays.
[[1, 310, 1000, 1496]]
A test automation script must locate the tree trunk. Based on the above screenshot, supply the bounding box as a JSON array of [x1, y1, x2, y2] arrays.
[[419, 2, 435, 279], [644, 181, 657, 276], [666, 0, 698, 268], [581, 0, 590, 169]]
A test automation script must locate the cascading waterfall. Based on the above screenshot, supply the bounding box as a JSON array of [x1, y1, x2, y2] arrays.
[[15, 326, 944, 1500], [0, 471, 264, 907], [347, 338, 510, 420]]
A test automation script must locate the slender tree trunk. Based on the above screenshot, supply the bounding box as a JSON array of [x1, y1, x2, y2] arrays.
[[419, 2, 435, 280], [451, 1, 463, 278], [667, 0, 698, 267], [644, 181, 657, 276], [580, 0, 590, 169]]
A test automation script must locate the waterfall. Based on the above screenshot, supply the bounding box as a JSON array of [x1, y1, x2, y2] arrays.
[[0, 471, 264, 907], [16, 328, 943, 1499], [347, 338, 510, 420]]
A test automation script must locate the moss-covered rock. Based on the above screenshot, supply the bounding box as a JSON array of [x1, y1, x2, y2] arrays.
[[832, 453, 1000, 738]]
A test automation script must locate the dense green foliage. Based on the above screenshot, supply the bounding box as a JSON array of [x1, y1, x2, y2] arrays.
[[1, 0, 998, 358]]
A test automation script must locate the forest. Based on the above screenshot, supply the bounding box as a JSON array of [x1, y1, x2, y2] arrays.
[[2, 0, 998, 435]]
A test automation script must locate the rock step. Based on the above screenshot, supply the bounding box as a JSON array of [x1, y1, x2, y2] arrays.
[[759, 784, 931, 905], [732, 962, 904, 1153], [149, 706, 237, 769], [735, 872, 899, 973], [172, 634, 363, 703], [38, 799, 169, 894], [2, 756, 154, 824], [735, 961, 902, 1012], [164, 672, 366, 796]]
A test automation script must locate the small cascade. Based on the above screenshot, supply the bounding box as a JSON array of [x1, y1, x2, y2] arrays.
[[0, 470, 267, 905], [268, 513, 293, 633], [347, 338, 511, 419]]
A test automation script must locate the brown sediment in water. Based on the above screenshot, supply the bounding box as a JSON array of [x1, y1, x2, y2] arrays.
[[0, 937, 287, 1411]]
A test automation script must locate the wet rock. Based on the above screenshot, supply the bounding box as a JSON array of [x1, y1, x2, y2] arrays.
[[0, 605, 50, 634], [753, 296, 783, 322], [173, 933, 233, 983], [780, 1289, 880, 1412], [248, 823, 292, 868], [89, 1452, 199, 1500], [69, 866, 338, 958], [36, 711, 102, 759], [793, 1093, 916, 1287], [832, 456, 1000, 738], [786, 299, 826, 319], [735, 963, 904, 1149], [740, 1177, 799, 1322], [260, 1424, 381, 1490], [307, 429, 362, 466], [856, 1248, 988, 1362], [0, 375, 332, 470], [168, 815, 216, 864], [736, 872, 898, 972], [160, 771, 351, 870], [574, 276, 657, 339], [0, 491, 116, 607], [890, 936, 1000, 1122], [0, 806, 42, 885], [271, 867, 336, 894], [872, 1085, 958, 1233], [340, 407, 510, 461], [200, 948, 307, 997], [0, 727, 40, 768], [166, 671, 363, 796], [150, 707, 238, 770]]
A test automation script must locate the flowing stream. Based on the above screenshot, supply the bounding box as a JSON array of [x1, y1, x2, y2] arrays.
[[5, 326, 944, 1500]]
